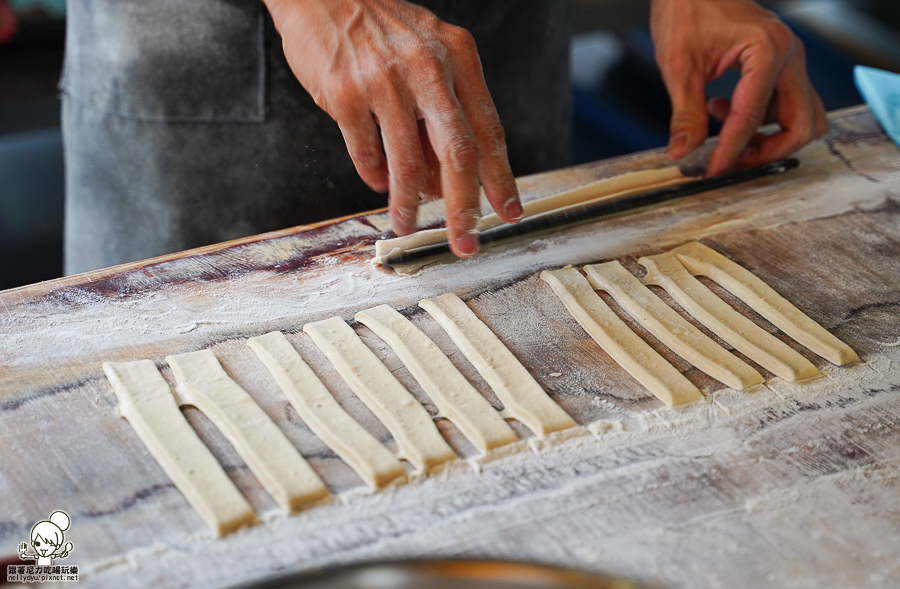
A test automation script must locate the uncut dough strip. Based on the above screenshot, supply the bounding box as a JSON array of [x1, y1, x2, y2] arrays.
[[373, 166, 691, 265], [303, 317, 456, 471], [640, 253, 821, 382], [419, 293, 576, 437], [541, 269, 702, 406], [102, 360, 257, 536], [167, 350, 330, 513], [584, 261, 764, 390], [247, 332, 406, 488], [672, 241, 859, 365], [355, 305, 518, 452]]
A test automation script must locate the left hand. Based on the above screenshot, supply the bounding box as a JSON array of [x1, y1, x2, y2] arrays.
[[651, 0, 828, 176], [264, 0, 521, 258]]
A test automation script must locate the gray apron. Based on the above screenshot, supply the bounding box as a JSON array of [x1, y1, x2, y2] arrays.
[[61, 0, 571, 274]]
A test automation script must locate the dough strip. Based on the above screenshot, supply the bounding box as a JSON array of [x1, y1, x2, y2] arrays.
[[303, 317, 457, 471], [102, 360, 257, 536], [355, 305, 518, 453], [419, 293, 577, 437], [640, 253, 821, 381], [672, 241, 859, 365], [584, 261, 764, 390], [247, 332, 406, 488], [373, 166, 689, 266], [541, 268, 702, 406], [167, 350, 330, 513]]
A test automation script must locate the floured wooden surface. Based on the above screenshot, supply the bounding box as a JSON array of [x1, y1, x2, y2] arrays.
[[2, 106, 900, 588]]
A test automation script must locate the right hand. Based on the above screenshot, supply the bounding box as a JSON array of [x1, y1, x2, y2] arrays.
[[651, 0, 827, 176], [264, 0, 523, 257]]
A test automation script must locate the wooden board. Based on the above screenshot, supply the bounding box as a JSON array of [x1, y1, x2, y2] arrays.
[[2, 106, 900, 588]]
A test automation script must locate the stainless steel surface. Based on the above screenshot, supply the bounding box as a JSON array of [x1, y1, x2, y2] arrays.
[[236, 560, 646, 589]]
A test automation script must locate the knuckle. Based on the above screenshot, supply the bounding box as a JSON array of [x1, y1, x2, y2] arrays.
[[657, 46, 694, 79], [444, 136, 479, 173], [418, 11, 443, 34], [418, 53, 449, 84], [401, 41, 451, 85], [451, 206, 480, 231], [354, 145, 383, 171], [443, 24, 477, 54], [670, 111, 704, 132], [405, 41, 434, 63], [763, 21, 794, 56], [794, 120, 815, 143], [358, 63, 393, 95]]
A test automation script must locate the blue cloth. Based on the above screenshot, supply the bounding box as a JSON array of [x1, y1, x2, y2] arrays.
[[854, 65, 900, 150]]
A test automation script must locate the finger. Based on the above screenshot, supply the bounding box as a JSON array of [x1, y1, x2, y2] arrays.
[[788, 39, 828, 139], [713, 94, 778, 126], [706, 48, 781, 176], [448, 29, 521, 223], [334, 102, 389, 193], [662, 68, 709, 159], [763, 93, 779, 125], [708, 96, 731, 122], [376, 95, 428, 236], [419, 93, 481, 258], [812, 86, 829, 138], [419, 120, 443, 201], [734, 54, 821, 167]]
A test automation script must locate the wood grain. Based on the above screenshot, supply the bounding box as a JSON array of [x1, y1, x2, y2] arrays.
[[2, 106, 900, 589]]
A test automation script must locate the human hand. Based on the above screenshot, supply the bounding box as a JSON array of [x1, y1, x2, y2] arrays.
[[651, 0, 828, 176], [264, 0, 522, 257]]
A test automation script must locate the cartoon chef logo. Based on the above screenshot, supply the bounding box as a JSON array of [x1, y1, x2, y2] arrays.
[[18, 511, 74, 566]]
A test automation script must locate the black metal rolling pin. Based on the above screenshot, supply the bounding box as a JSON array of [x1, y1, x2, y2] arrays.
[[381, 158, 800, 269]]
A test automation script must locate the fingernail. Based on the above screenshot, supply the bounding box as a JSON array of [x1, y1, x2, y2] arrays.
[[668, 132, 690, 159], [504, 198, 523, 222], [455, 233, 480, 257]]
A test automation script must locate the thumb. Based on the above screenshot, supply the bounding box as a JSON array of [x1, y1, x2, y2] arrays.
[[665, 71, 709, 160]]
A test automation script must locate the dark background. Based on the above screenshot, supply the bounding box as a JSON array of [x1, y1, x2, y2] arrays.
[[1, 0, 899, 291]]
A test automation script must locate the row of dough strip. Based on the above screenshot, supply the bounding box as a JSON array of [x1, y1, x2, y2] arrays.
[[640, 251, 821, 381], [303, 317, 457, 471], [585, 261, 765, 390], [542, 241, 858, 407], [247, 332, 406, 489], [417, 294, 577, 436], [103, 361, 259, 536], [354, 305, 520, 451], [102, 294, 576, 536], [671, 242, 858, 365], [102, 241, 857, 536]]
